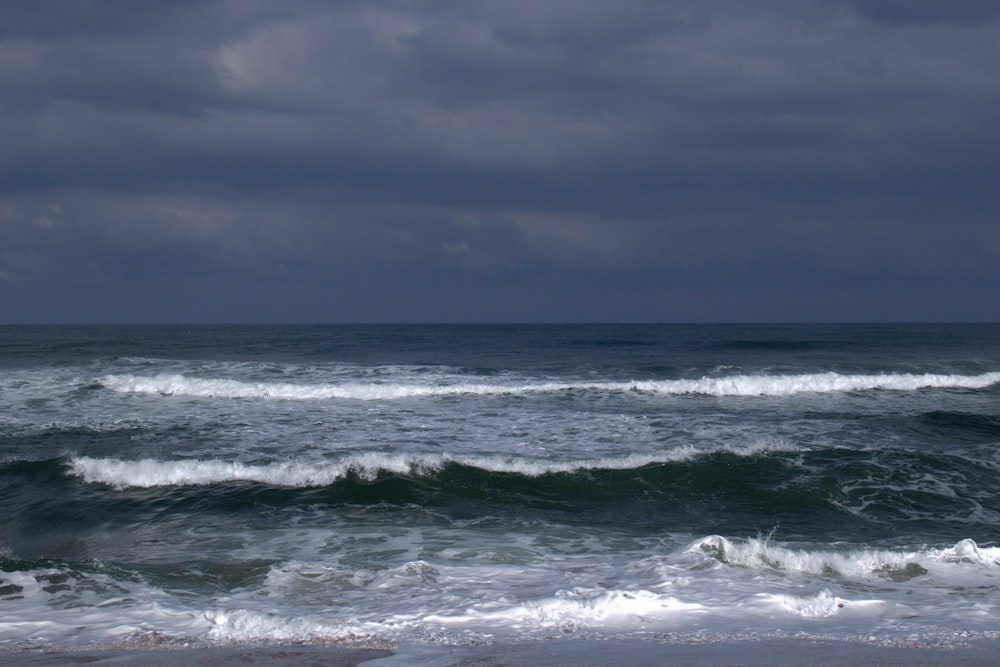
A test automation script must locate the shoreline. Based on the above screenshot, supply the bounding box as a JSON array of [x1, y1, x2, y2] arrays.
[[4, 638, 999, 666], [0, 645, 393, 666]]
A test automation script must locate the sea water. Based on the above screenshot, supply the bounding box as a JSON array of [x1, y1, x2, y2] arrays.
[[1, 324, 999, 654]]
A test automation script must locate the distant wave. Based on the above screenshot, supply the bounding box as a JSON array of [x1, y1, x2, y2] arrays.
[[98, 371, 1000, 400], [67, 442, 794, 489]]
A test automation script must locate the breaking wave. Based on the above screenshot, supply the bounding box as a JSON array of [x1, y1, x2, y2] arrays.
[[691, 535, 1000, 580], [98, 371, 1000, 400], [67, 442, 796, 489]]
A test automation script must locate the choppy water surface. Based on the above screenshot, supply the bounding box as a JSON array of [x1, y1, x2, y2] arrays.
[[1, 324, 999, 653]]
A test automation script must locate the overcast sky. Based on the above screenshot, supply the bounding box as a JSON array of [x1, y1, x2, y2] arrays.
[[2, 0, 998, 323]]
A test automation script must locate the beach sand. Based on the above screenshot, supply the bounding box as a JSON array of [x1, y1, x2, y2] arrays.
[[3, 638, 999, 666]]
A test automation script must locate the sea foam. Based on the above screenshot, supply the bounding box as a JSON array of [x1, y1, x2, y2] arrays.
[[427, 588, 704, 630], [204, 608, 361, 644]]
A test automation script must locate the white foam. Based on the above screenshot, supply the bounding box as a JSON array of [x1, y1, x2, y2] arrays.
[[428, 587, 704, 631], [935, 538, 1000, 566], [750, 589, 901, 620], [66, 445, 792, 489], [635, 371, 1000, 397], [204, 608, 362, 644], [757, 589, 847, 618], [99, 371, 1000, 400], [68, 453, 428, 489]]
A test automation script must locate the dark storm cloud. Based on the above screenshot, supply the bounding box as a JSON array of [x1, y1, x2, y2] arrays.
[[831, 0, 1000, 24], [1, 0, 998, 322]]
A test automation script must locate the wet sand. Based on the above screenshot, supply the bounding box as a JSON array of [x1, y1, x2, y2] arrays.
[[4, 638, 1000, 666], [0, 645, 391, 666]]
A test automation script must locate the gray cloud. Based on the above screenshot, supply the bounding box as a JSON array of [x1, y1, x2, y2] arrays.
[[1, 0, 998, 322]]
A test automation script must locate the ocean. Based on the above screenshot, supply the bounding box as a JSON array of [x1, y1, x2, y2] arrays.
[[2, 324, 999, 659]]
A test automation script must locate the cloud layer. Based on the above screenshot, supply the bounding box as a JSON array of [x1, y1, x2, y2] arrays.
[[2, 0, 998, 322]]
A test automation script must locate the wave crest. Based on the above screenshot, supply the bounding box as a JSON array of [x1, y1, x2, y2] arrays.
[[98, 371, 1000, 400], [66, 444, 792, 489]]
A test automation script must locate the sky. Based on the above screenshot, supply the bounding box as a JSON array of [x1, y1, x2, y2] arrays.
[[1, 0, 998, 323]]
